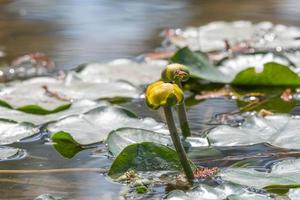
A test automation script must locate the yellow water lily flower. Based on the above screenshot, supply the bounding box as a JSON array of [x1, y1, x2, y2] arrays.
[[161, 63, 190, 82], [145, 81, 184, 109]]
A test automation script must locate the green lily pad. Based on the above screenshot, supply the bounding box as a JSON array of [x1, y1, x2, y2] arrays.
[[47, 106, 167, 145], [0, 146, 25, 161], [75, 59, 167, 86], [165, 21, 300, 52], [232, 62, 300, 86], [218, 52, 292, 81], [106, 127, 209, 156], [0, 99, 106, 125], [172, 47, 300, 86], [0, 76, 139, 114], [171, 47, 228, 83], [17, 103, 72, 115], [263, 184, 300, 196], [166, 183, 272, 200], [108, 142, 183, 179], [220, 158, 300, 195], [208, 114, 300, 149], [51, 131, 84, 159], [288, 188, 300, 200], [236, 94, 296, 113], [0, 119, 39, 145]]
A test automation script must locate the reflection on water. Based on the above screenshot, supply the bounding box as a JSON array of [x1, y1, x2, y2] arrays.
[[1, 0, 300, 69], [1, 1, 300, 199]]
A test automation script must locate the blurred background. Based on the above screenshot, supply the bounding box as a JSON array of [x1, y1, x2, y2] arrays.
[[0, 0, 300, 69]]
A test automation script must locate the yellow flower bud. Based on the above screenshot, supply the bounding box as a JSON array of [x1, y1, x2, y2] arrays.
[[145, 81, 184, 109], [161, 63, 190, 82]]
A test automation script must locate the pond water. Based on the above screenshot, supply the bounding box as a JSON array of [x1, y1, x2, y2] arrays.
[[1, 0, 300, 68], [1, 1, 300, 200]]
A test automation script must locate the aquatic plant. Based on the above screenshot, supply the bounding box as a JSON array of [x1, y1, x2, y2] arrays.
[[145, 81, 194, 182], [162, 64, 192, 138]]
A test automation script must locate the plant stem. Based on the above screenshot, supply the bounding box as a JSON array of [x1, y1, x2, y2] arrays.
[[163, 106, 194, 183], [175, 80, 191, 138]]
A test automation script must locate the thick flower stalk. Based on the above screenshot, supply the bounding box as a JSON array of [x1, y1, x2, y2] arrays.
[[161, 63, 191, 138], [145, 81, 194, 183]]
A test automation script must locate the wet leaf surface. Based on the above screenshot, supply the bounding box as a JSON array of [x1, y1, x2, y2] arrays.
[[208, 114, 300, 149], [75, 59, 167, 86], [0, 119, 39, 145], [0, 146, 25, 161], [47, 106, 167, 145], [220, 158, 300, 195], [108, 142, 183, 179]]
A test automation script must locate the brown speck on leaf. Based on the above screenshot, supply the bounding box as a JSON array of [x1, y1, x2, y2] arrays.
[[193, 167, 219, 179], [42, 85, 71, 102], [145, 51, 175, 60], [258, 109, 273, 117], [11, 52, 55, 69], [195, 87, 235, 100], [281, 88, 293, 102]]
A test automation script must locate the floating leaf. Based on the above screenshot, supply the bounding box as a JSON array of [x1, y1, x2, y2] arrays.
[[208, 114, 300, 149], [108, 142, 183, 179], [263, 184, 300, 195], [51, 131, 84, 159], [107, 128, 172, 156], [17, 103, 72, 115], [172, 47, 300, 86], [218, 53, 292, 81], [171, 47, 228, 83], [165, 21, 300, 52], [232, 62, 300, 86], [106, 127, 209, 156], [0, 119, 39, 145], [47, 106, 167, 145], [75, 59, 167, 86], [0, 76, 139, 114], [0, 77, 71, 114], [166, 183, 272, 200], [0, 99, 106, 125], [288, 188, 300, 200], [220, 158, 300, 195], [0, 146, 25, 161]]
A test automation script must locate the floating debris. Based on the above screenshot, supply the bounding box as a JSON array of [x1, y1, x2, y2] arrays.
[[0, 52, 55, 82], [193, 166, 219, 179]]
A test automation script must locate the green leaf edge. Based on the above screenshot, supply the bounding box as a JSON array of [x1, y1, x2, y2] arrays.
[[263, 184, 300, 195], [108, 142, 196, 179], [51, 131, 83, 159], [0, 98, 72, 115], [172, 47, 300, 86]]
